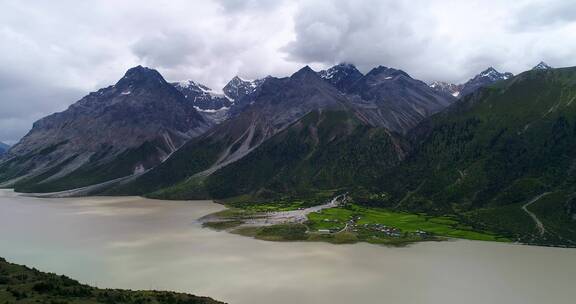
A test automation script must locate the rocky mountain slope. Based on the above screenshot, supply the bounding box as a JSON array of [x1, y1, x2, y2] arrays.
[[106, 66, 369, 196], [105, 65, 451, 199], [0, 142, 9, 156], [0, 63, 458, 198], [346, 66, 456, 132], [0, 66, 210, 192]]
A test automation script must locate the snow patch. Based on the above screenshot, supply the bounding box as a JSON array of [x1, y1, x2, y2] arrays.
[[177, 80, 193, 88], [223, 93, 235, 102], [193, 106, 230, 113]]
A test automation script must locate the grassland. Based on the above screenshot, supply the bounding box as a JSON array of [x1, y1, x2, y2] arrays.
[[0, 257, 224, 304], [307, 204, 507, 243], [202, 198, 508, 246]]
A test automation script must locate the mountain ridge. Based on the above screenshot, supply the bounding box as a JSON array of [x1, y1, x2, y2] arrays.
[[379, 66, 576, 245], [429, 66, 514, 99], [0, 66, 210, 192]]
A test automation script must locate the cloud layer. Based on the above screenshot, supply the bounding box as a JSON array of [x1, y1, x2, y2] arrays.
[[1, 0, 575, 143]]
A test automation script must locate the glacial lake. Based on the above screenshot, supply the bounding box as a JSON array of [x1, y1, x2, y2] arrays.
[[1, 189, 575, 304]]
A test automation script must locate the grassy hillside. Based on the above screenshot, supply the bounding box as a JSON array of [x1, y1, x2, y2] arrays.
[[0, 257, 224, 304], [374, 67, 576, 245], [147, 110, 407, 200]]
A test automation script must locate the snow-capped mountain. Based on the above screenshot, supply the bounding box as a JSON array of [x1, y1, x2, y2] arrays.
[[430, 67, 514, 99], [476, 67, 513, 81], [221, 76, 267, 117], [172, 80, 232, 112], [458, 67, 513, 97], [222, 76, 264, 101], [317, 63, 363, 91], [429, 81, 462, 97], [532, 61, 552, 70], [173, 76, 267, 123]]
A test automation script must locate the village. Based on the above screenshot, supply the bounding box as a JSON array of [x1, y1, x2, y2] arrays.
[[314, 214, 432, 240]]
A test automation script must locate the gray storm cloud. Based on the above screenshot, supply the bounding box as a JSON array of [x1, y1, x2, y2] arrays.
[[0, 0, 575, 143], [285, 0, 576, 82]]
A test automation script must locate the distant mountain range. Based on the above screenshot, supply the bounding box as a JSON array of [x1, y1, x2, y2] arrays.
[[1, 60, 574, 246], [428, 62, 552, 99]]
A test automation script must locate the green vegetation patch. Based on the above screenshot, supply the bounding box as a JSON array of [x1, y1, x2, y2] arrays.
[[224, 189, 340, 212], [0, 257, 224, 304], [465, 204, 537, 241], [255, 224, 309, 241], [307, 205, 507, 242]]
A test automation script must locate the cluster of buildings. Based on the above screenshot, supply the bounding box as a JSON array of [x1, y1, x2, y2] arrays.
[[314, 214, 433, 240], [362, 223, 403, 238]]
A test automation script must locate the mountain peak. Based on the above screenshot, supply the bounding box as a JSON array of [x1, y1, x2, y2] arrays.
[[319, 62, 360, 75], [317, 63, 363, 91], [291, 65, 319, 80], [174, 79, 211, 91], [367, 66, 411, 79], [294, 65, 315, 73], [117, 66, 166, 87], [456, 67, 514, 98], [479, 67, 499, 77], [482, 66, 497, 72], [477, 67, 513, 81], [231, 75, 244, 82], [532, 61, 552, 70], [369, 65, 390, 73], [124, 65, 161, 77], [333, 62, 358, 70], [226, 75, 256, 87], [221, 75, 266, 112]]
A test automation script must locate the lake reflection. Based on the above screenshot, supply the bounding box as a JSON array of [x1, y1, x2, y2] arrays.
[[1, 189, 575, 304]]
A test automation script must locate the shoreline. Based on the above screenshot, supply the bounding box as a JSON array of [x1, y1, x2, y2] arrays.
[[199, 195, 509, 247], [4, 188, 573, 248]]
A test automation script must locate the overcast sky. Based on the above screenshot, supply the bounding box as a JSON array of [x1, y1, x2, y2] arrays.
[[1, 0, 575, 144]]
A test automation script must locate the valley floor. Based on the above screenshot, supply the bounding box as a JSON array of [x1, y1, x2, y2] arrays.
[[201, 195, 508, 246]]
